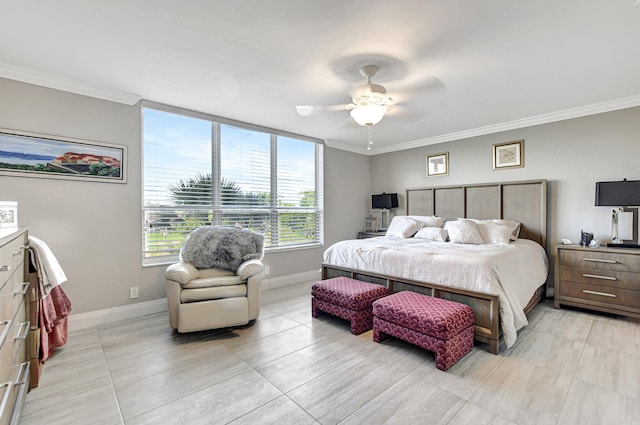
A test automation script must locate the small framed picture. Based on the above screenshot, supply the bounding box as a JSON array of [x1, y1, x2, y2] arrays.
[[426, 152, 449, 177], [493, 140, 524, 170]]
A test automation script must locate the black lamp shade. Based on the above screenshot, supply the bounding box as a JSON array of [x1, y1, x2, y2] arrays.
[[595, 180, 640, 206], [372, 193, 399, 209]]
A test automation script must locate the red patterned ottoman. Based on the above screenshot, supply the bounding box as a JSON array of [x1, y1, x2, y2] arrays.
[[372, 291, 474, 371], [311, 277, 389, 335]]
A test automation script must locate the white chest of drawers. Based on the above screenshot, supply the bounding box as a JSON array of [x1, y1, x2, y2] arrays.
[[555, 244, 640, 318], [0, 228, 29, 425]]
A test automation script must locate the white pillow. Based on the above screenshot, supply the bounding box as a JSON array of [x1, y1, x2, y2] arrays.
[[475, 222, 512, 244], [492, 219, 521, 240], [471, 219, 521, 241], [385, 216, 423, 238], [444, 220, 485, 244], [414, 227, 448, 242], [405, 215, 446, 228]]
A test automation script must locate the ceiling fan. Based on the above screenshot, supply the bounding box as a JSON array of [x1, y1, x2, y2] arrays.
[[296, 64, 395, 126], [296, 64, 395, 150]]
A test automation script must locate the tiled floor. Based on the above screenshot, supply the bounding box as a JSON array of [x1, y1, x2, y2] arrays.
[[20, 282, 640, 425]]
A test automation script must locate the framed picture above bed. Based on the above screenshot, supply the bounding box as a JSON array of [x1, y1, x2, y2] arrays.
[[426, 152, 449, 177], [493, 140, 524, 170]]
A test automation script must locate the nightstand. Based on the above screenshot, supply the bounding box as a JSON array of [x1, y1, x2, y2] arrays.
[[554, 244, 640, 318], [358, 231, 385, 239]]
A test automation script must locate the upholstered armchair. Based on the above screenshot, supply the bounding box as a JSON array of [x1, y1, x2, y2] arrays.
[[165, 226, 265, 333], [165, 259, 263, 332]]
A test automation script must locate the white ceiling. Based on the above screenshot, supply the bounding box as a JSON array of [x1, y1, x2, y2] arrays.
[[2, 0, 640, 154]]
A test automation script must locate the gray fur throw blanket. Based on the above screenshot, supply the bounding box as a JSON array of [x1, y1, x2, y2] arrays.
[[180, 226, 265, 271]]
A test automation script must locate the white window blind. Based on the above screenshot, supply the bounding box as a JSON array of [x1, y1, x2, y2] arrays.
[[142, 104, 323, 264], [276, 136, 322, 246]]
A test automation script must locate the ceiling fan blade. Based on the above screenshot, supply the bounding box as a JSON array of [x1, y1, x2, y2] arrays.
[[326, 103, 355, 112], [295, 105, 316, 117], [295, 103, 354, 117], [384, 104, 409, 117], [392, 75, 447, 102]]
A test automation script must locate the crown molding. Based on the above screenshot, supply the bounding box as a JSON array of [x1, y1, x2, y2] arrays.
[[372, 94, 640, 155], [2, 61, 638, 153], [0, 62, 142, 105]]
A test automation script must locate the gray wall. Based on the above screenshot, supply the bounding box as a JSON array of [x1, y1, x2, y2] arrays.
[[0, 78, 370, 314], [4, 75, 638, 315], [370, 106, 640, 259]]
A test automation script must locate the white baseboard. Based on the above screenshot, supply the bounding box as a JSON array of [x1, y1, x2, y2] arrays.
[[69, 269, 320, 331], [261, 269, 321, 290], [68, 298, 168, 332]]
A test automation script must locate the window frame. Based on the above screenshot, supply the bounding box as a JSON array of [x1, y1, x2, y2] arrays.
[[142, 101, 324, 266]]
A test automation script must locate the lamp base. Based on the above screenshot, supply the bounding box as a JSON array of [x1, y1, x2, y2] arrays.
[[611, 207, 638, 246], [606, 243, 640, 249], [380, 209, 389, 230]]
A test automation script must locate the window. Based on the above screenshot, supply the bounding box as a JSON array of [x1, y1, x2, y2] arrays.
[[142, 103, 323, 265]]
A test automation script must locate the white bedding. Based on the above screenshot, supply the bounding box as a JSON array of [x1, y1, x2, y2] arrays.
[[323, 237, 549, 348]]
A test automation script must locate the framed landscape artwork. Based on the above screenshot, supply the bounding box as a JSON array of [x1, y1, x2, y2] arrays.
[[0, 128, 127, 183], [426, 152, 449, 176], [493, 140, 524, 170]]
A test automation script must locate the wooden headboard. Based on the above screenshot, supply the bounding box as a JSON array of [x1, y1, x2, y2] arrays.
[[406, 179, 547, 248]]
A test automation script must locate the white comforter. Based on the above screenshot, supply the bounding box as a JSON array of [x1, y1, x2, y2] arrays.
[[323, 237, 549, 348]]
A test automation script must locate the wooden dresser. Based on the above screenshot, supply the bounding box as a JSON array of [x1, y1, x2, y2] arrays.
[[555, 244, 640, 318], [0, 227, 30, 425]]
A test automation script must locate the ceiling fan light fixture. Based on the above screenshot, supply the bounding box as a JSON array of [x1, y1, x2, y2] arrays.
[[350, 104, 387, 126]]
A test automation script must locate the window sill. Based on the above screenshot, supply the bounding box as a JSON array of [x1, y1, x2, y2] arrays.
[[142, 241, 324, 267]]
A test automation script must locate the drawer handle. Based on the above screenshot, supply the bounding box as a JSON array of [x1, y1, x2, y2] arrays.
[[14, 321, 30, 341], [582, 273, 617, 281], [12, 246, 26, 256], [0, 320, 12, 350], [14, 361, 30, 386], [582, 289, 617, 298], [0, 382, 13, 420], [583, 258, 618, 264], [0, 265, 9, 272], [14, 281, 30, 296]]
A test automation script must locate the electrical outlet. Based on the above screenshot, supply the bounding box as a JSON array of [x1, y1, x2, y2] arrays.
[[129, 286, 139, 299], [264, 266, 271, 275]]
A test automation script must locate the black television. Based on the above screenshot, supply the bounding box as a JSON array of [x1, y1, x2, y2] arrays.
[[371, 193, 398, 209], [595, 179, 640, 206]]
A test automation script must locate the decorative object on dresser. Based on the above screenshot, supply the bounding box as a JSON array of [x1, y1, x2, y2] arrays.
[[0, 227, 30, 424], [371, 192, 398, 230], [555, 244, 640, 319], [0, 202, 18, 229], [594, 179, 640, 248], [579, 230, 594, 247]]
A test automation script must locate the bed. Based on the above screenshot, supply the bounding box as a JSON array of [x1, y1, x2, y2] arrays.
[[322, 179, 549, 354]]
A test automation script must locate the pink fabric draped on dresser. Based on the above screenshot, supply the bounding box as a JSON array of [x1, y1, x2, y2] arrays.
[[39, 285, 72, 361], [28, 236, 72, 362]]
